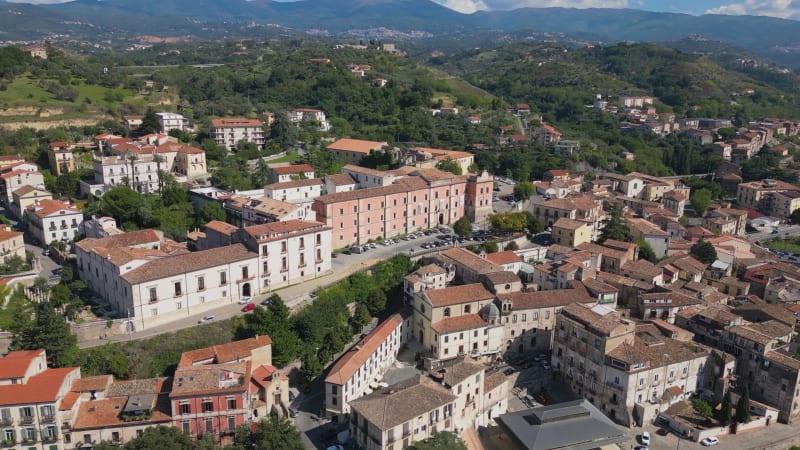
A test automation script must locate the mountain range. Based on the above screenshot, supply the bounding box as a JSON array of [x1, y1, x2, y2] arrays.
[[2, 0, 800, 67]]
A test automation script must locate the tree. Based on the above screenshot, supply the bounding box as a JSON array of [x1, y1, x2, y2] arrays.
[[736, 386, 752, 423], [436, 158, 463, 175], [690, 188, 712, 217], [269, 110, 297, 151], [598, 204, 628, 243], [138, 108, 161, 136], [232, 416, 304, 450], [635, 239, 658, 263], [513, 181, 534, 202], [690, 240, 717, 265], [410, 431, 468, 450], [691, 397, 713, 420], [198, 202, 226, 224], [122, 425, 194, 450], [488, 212, 528, 233], [10, 302, 78, 368], [720, 389, 733, 426], [523, 211, 544, 234], [452, 216, 472, 238]]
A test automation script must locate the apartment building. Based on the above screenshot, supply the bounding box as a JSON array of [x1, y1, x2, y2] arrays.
[[0, 350, 81, 450], [531, 195, 604, 238], [325, 314, 406, 418], [736, 179, 800, 212], [627, 217, 670, 258], [551, 217, 592, 247], [269, 164, 315, 183], [11, 185, 51, 220], [635, 288, 701, 324], [403, 264, 452, 299], [155, 112, 188, 133], [326, 139, 388, 165], [0, 226, 25, 263], [288, 108, 330, 132], [553, 303, 716, 426], [722, 320, 794, 387], [47, 142, 75, 176], [209, 118, 265, 152], [755, 348, 800, 423], [25, 199, 83, 246], [0, 168, 44, 206]]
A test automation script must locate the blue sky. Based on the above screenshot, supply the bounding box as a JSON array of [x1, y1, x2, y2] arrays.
[[9, 0, 800, 21]]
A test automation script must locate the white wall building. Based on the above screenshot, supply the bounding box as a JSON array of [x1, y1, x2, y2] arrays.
[[289, 108, 331, 132], [25, 199, 83, 246], [156, 112, 188, 133], [210, 118, 265, 152]]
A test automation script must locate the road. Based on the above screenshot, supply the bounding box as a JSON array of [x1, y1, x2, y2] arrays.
[[624, 417, 800, 450], [77, 231, 467, 348], [746, 224, 800, 246]]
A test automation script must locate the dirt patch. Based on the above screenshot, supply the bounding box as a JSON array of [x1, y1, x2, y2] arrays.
[[0, 116, 109, 130]]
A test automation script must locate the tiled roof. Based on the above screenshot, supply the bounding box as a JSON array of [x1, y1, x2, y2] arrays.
[[437, 247, 503, 275], [12, 185, 48, 197], [204, 220, 239, 236], [210, 118, 262, 128], [498, 286, 592, 309], [325, 315, 402, 385], [424, 283, 495, 307], [576, 242, 626, 260], [657, 254, 706, 273], [0, 169, 40, 180], [71, 393, 172, 430], [27, 199, 80, 218], [326, 138, 386, 154], [581, 277, 619, 295], [606, 335, 709, 371], [430, 358, 484, 387], [595, 271, 652, 289], [622, 259, 663, 279], [0, 367, 78, 406], [766, 348, 800, 371], [561, 303, 627, 336], [178, 335, 273, 367], [431, 314, 487, 334], [59, 391, 79, 410], [106, 378, 166, 398], [264, 178, 323, 190], [483, 370, 508, 393], [314, 181, 416, 205], [553, 217, 589, 230], [0, 350, 42, 379], [71, 375, 113, 392], [271, 164, 314, 175], [728, 320, 790, 345], [0, 228, 23, 243], [121, 244, 255, 285], [483, 271, 521, 285], [75, 229, 160, 252], [485, 251, 523, 266], [171, 361, 250, 397], [325, 173, 357, 186], [627, 218, 669, 236], [348, 376, 457, 431], [243, 219, 329, 243]]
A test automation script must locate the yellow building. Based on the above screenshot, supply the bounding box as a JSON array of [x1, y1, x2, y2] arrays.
[[48, 142, 75, 176], [551, 217, 592, 247]]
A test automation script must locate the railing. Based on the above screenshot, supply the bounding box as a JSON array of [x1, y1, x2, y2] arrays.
[[40, 414, 55, 423], [605, 381, 623, 392], [19, 416, 34, 424], [42, 434, 58, 443], [149, 298, 158, 304], [0, 417, 12, 426]]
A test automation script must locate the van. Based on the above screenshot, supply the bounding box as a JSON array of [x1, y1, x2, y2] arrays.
[[350, 246, 364, 254]]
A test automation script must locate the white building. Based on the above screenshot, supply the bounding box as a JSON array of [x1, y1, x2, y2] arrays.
[[0, 169, 44, 206], [209, 118, 265, 152], [325, 314, 407, 417], [25, 199, 83, 246], [263, 178, 323, 219], [155, 112, 188, 133], [288, 108, 331, 132]]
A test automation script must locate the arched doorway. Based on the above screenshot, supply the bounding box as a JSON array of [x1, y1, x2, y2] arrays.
[[242, 283, 251, 297]]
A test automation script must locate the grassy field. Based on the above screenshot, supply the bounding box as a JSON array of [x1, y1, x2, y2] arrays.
[[0, 75, 138, 110], [763, 237, 800, 254], [266, 150, 301, 164]]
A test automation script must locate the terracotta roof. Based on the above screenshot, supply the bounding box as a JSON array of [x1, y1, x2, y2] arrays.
[[71, 392, 172, 430], [483, 271, 521, 285], [264, 178, 323, 190], [59, 391, 79, 410], [553, 217, 589, 230], [348, 376, 457, 431], [0, 350, 43, 379], [106, 378, 167, 398], [75, 229, 160, 252], [325, 315, 402, 385], [431, 314, 488, 334], [485, 251, 523, 266], [483, 370, 508, 393], [0, 367, 78, 406], [210, 118, 262, 128], [313, 180, 421, 205], [766, 348, 800, 371], [431, 359, 485, 387], [622, 259, 663, 280], [27, 199, 80, 218], [0, 169, 40, 179], [595, 271, 652, 289], [271, 164, 314, 175], [71, 375, 113, 392], [628, 218, 669, 236], [12, 185, 48, 197], [204, 220, 239, 236], [576, 242, 626, 260], [424, 283, 495, 307], [243, 220, 329, 243], [0, 228, 23, 242], [325, 173, 357, 186], [121, 244, 255, 285], [658, 254, 706, 273], [606, 335, 709, 371], [436, 247, 503, 275], [171, 361, 250, 397], [326, 138, 386, 154], [178, 336, 273, 367], [581, 277, 619, 295], [251, 364, 283, 391], [560, 303, 627, 336], [497, 286, 592, 309]]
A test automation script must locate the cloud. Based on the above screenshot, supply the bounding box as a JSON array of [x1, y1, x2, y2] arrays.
[[435, 0, 629, 12], [5, 0, 73, 3], [705, 0, 800, 20]]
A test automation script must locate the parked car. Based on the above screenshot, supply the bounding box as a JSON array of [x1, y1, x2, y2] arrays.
[[656, 428, 669, 436], [524, 395, 539, 407], [237, 297, 253, 305], [198, 315, 215, 324], [541, 361, 551, 370], [241, 303, 256, 312], [350, 245, 364, 254], [368, 242, 377, 248], [260, 298, 271, 306], [700, 437, 719, 446], [640, 431, 650, 446]]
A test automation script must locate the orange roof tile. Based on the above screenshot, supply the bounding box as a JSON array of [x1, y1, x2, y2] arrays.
[[178, 336, 273, 367], [0, 367, 78, 406], [0, 350, 43, 378], [431, 314, 487, 334], [325, 315, 402, 385], [485, 251, 523, 266], [271, 164, 314, 175], [326, 138, 386, 154], [71, 375, 113, 392], [59, 391, 79, 410], [424, 283, 495, 307], [204, 220, 239, 236], [210, 118, 263, 128]]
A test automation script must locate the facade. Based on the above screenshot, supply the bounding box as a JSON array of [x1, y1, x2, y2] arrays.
[[209, 118, 265, 152], [269, 164, 315, 183], [736, 179, 800, 212], [325, 314, 406, 417], [155, 113, 188, 133], [627, 218, 670, 258], [25, 199, 83, 246], [0, 226, 25, 263], [326, 139, 388, 165], [551, 217, 592, 247], [288, 108, 330, 132], [48, 142, 75, 176], [0, 169, 44, 206], [531, 195, 604, 239], [464, 171, 494, 228], [11, 185, 52, 220], [0, 350, 81, 450]]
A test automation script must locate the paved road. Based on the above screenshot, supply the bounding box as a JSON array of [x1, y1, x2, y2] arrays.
[[746, 224, 800, 246], [623, 417, 800, 450]]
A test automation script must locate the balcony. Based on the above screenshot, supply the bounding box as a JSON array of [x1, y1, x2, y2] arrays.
[[0, 439, 17, 447], [149, 297, 158, 304], [19, 415, 34, 425], [0, 417, 12, 426], [605, 381, 622, 392], [42, 434, 58, 443], [40, 414, 55, 423]]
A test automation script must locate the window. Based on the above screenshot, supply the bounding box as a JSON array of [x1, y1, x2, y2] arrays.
[[227, 398, 236, 409], [281, 242, 287, 253], [205, 418, 213, 433], [464, 305, 471, 314], [174, 282, 182, 297], [179, 403, 190, 414], [545, 311, 550, 319], [220, 271, 227, 285], [149, 287, 157, 302], [198, 276, 205, 291], [228, 416, 236, 432], [182, 421, 190, 433], [522, 313, 527, 321], [202, 399, 214, 412], [242, 266, 249, 279]]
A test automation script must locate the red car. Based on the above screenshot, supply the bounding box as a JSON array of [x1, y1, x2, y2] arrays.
[[241, 303, 256, 312]]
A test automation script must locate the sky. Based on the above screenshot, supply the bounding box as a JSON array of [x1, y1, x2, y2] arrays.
[[7, 0, 800, 21]]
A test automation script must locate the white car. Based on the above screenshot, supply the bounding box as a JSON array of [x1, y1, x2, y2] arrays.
[[640, 431, 650, 446], [198, 315, 215, 324], [701, 437, 719, 446], [237, 297, 253, 305]]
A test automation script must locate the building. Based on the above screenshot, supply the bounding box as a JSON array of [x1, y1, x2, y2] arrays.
[[326, 139, 388, 165], [48, 142, 75, 176], [551, 218, 592, 248], [406, 147, 475, 176], [0, 168, 44, 206], [662, 190, 687, 217], [533, 125, 562, 145], [769, 190, 800, 220], [209, 118, 265, 152], [723, 320, 794, 388], [0, 349, 81, 450], [627, 217, 670, 258], [553, 140, 581, 155], [487, 399, 627, 450], [620, 96, 654, 107], [348, 376, 457, 450], [288, 108, 330, 132], [0, 225, 25, 263], [325, 314, 407, 418], [755, 348, 800, 423], [121, 115, 143, 131], [25, 199, 83, 246], [553, 303, 715, 426], [737, 179, 800, 212], [464, 171, 494, 228], [155, 113, 188, 133], [403, 264, 453, 300], [269, 164, 315, 183], [531, 195, 604, 239], [225, 196, 308, 226], [10, 185, 51, 220]]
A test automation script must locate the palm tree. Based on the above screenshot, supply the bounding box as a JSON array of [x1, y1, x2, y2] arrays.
[[154, 155, 165, 192], [127, 154, 138, 191]]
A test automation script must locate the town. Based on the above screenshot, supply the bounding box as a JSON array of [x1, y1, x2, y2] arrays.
[[1, 38, 800, 450]]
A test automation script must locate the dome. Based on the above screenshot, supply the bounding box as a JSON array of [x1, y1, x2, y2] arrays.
[[481, 302, 500, 321]]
